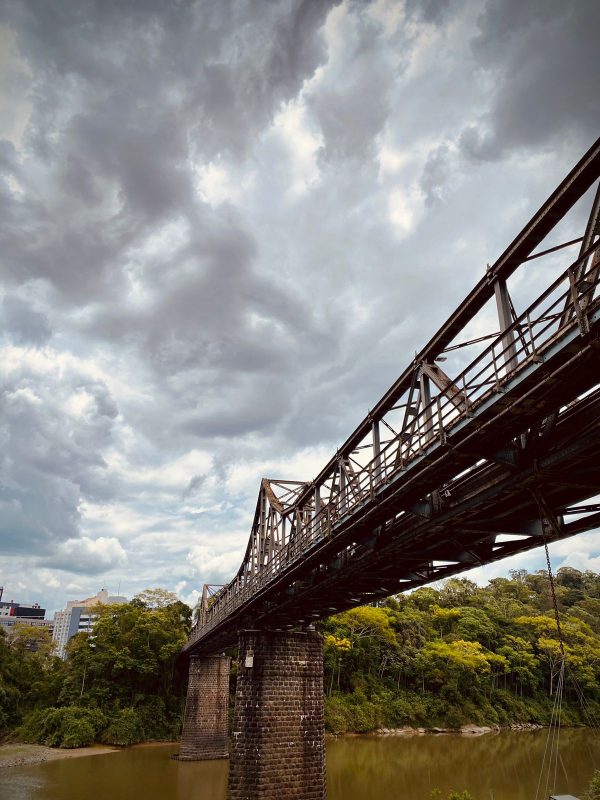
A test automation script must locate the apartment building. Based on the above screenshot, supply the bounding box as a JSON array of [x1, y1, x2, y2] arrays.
[[52, 588, 126, 659]]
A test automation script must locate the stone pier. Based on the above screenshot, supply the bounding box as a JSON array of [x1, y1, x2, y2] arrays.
[[176, 653, 231, 760], [228, 629, 326, 800]]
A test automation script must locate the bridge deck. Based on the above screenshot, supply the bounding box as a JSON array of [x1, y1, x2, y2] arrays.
[[185, 138, 600, 656]]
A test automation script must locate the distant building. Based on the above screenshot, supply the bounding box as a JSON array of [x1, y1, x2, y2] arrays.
[[52, 588, 127, 659], [0, 596, 46, 620], [0, 586, 53, 649], [0, 617, 55, 649]]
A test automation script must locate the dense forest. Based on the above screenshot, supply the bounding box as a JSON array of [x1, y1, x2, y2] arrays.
[[321, 567, 600, 733], [1, 569, 600, 748], [0, 589, 191, 747]]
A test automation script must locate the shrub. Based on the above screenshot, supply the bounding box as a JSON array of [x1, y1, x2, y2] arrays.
[[134, 697, 181, 741], [584, 769, 600, 800], [16, 708, 48, 743], [17, 707, 106, 748], [325, 695, 353, 735], [383, 691, 428, 727], [60, 716, 96, 748], [101, 708, 144, 746]]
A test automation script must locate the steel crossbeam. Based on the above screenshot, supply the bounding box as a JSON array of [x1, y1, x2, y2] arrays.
[[185, 138, 600, 655]]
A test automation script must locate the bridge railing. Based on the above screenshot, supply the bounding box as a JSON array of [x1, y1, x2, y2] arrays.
[[187, 236, 600, 649], [373, 243, 600, 481]]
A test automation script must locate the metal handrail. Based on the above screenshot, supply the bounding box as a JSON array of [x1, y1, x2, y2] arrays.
[[189, 250, 600, 645]]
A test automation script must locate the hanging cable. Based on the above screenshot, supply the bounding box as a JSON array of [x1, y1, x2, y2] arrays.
[[529, 488, 600, 799], [531, 490, 566, 659], [535, 661, 565, 800], [530, 489, 568, 800]]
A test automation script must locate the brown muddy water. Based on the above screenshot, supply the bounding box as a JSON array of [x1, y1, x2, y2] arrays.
[[0, 729, 597, 800]]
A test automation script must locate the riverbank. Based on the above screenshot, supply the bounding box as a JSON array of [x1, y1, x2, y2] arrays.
[[0, 743, 118, 769], [373, 722, 544, 737]]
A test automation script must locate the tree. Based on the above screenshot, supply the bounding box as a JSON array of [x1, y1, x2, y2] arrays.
[[432, 606, 460, 636], [53, 594, 191, 741], [132, 588, 180, 609], [10, 624, 56, 658], [497, 636, 538, 693], [438, 578, 478, 607], [417, 639, 498, 695], [454, 608, 495, 648]]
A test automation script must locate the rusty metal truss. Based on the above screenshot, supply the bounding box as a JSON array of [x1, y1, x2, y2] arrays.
[[186, 137, 600, 655]]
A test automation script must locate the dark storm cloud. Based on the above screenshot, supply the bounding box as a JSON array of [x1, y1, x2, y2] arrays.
[[460, 0, 600, 161], [405, 0, 456, 24], [0, 0, 339, 303], [0, 0, 598, 607], [1, 293, 51, 345], [420, 144, 452, 206], [0, 360, 119, 555]]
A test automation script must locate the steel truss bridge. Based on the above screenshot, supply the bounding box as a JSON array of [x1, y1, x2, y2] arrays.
[[185, 138, 600, 656]]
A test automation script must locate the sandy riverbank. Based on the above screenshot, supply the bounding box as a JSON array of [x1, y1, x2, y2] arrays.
[[0, 743, 119, 769]]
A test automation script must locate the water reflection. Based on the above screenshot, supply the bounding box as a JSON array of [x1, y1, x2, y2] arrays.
[[326, 730, 600, 799], [0, 731, 597, 800]]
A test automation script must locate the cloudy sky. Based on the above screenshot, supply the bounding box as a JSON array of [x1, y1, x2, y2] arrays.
[[1, 0, 599, 616]]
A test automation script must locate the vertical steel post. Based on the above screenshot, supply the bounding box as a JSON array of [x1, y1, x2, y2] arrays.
[[494, 278, 519, 373], [313, 487, 321, 538], [339, 460, 347, 514], [419, 369, 433, 446], [268, 509, 275, 563], [372, 419, 382, 483], [281, 515, 286, 549]]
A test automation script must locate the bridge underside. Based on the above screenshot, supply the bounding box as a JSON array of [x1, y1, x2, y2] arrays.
[[192, 377, 600, 655], [185, 137, 600, 658]]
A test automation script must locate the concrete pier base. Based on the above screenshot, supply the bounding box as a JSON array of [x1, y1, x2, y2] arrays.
[[175, 653, 230, 760], [228, 629, 326, 800]]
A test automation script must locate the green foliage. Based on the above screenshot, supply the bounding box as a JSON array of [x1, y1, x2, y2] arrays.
[[583, 769, 600, 800], [17, 707, 106, 748], [4, 571, 600, 746], [101, 708, 144, 746], [3, 590, 191, 747], [0, 625, 64, 733], [584, 769, 600, 800], [321, 567, 600, 733], [132, 588, 181, 609]]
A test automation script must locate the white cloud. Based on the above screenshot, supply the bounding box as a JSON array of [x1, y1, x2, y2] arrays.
[[388, 186, 424, 237], [42, 536, 127, 575], [187, 544, 245, 584], [272, 99, 323, 197], [0, 0, 598, 616]]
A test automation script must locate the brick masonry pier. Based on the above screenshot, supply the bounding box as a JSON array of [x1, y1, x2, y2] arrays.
[[228, 629, 326, 800], [176, 653, 231, 760]]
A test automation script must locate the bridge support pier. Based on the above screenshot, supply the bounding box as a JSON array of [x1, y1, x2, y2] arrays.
[[176, 653, 230, 760], [228, 629, 326, 800]]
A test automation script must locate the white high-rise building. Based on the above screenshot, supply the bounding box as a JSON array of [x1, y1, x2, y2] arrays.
[[52, 588, 126, 659]]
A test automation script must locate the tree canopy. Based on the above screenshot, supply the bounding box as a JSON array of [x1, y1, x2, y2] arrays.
[[321, 568, 600, 734], [2, 570, 600, 746], [0, 590, 191, 746]]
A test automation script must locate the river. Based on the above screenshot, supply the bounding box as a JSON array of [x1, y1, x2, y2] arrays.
[[1, 729, 598, 800]]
